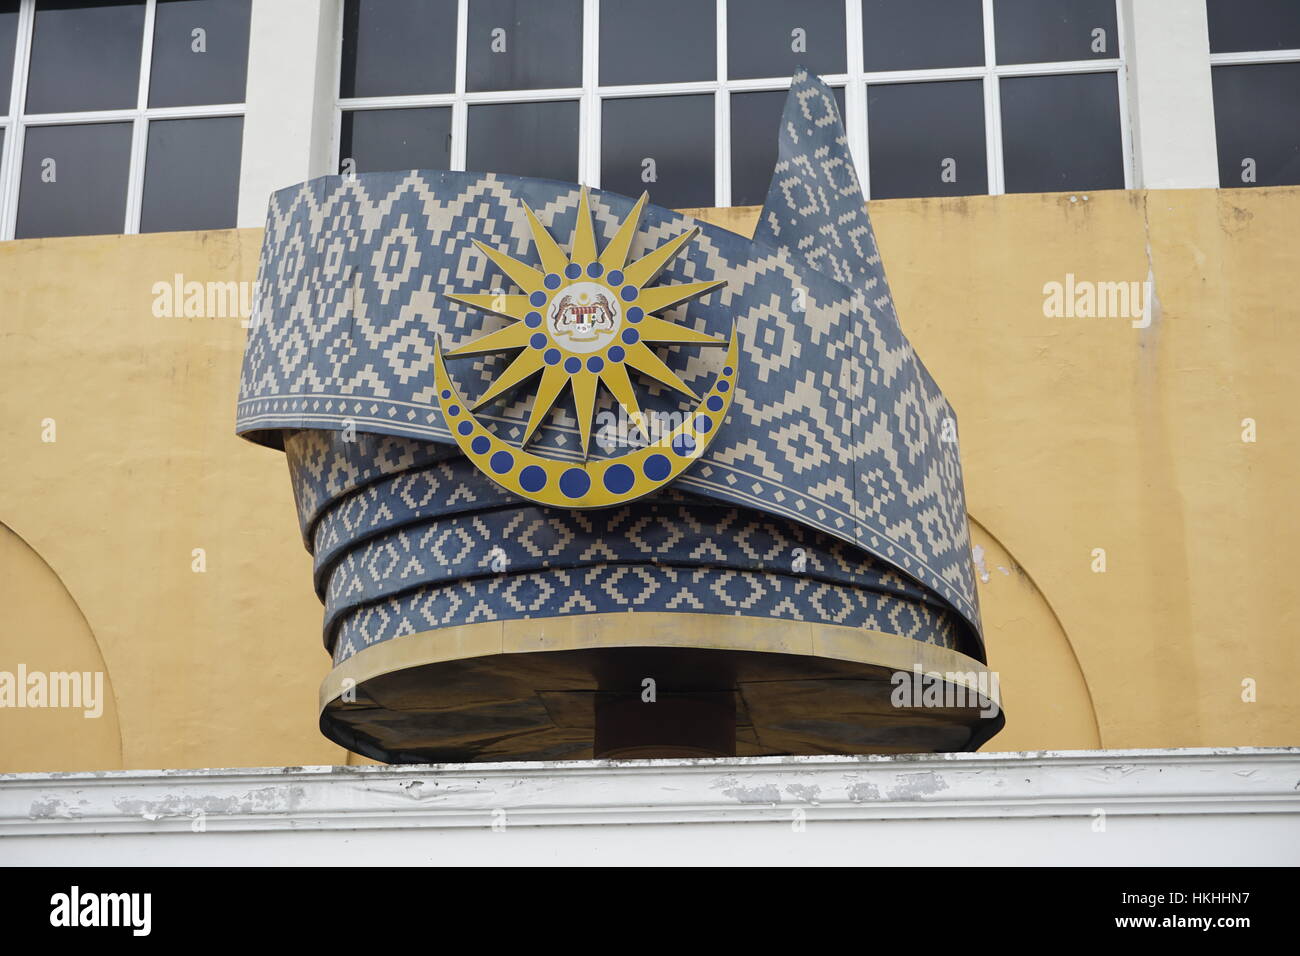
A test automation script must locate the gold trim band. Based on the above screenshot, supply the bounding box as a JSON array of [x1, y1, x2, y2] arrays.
[[318, 612, 999, 713]]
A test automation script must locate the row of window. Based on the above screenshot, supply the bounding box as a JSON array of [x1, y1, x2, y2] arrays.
[[3, 117, 241, 238], [339, 0, 1131, 207], [0, 0, 249, 114], [0, 1, 1296, 240], [342, 72, 1127, 207], [1206, 0, 1300, 189], [342, 0, 1121, 97], [0, 0, 249, 239]]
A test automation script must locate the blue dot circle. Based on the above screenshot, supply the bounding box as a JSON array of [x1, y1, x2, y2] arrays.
[[529, 291, 547, 307], [672, 434, 697, 457], [621, 328, 639, 345], [586, 356, 604, 373], [564, 263, 582, 279], [525, 311, 542, 328], [723, 366, 734, 376], [608, 346, 625, 362], [490, 451, 514, 474], [440, 389, 452, 399], [603, 463, 635, 494], [607, 270, 624, 286], [519, 465, 547, 493], [471, 436, 491, 455], [717, 380, 730, 393], [448, 404, 461, 416], [620, 285, 639, 302], [643, 454, 671, 481], [694, 414, 713, 433], [586, 262, 604, 278], [457, 421, 473, 436], [544, 273, 562, 290], [559, 468, 591, 499], [626, 307, 644, 323], [564, 357, 582, 374], [530, 333, 548, 350], [544, 348, 561, 366], [707, 395, 724, 412]]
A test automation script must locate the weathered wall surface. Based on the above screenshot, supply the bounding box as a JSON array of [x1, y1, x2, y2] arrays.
[[1, 186, 1295, 771]]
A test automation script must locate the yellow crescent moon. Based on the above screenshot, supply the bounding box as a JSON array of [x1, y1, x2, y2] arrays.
[[433, 327, 740, 508]]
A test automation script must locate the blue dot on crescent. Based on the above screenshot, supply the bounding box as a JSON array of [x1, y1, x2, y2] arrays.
[[559, 468, 591, 499], [643, 454, 671, 481], [519, 465, 547, 493], [603, 463, 635, 494]]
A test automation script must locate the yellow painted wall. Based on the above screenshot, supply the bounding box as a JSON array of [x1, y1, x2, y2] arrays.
[[1, 186, 1295, 771]]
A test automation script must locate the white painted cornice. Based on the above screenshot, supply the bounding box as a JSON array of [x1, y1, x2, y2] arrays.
[[2, 748, 1298, 837]]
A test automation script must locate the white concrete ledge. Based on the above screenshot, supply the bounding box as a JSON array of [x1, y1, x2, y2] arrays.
[[2, 749, 1297, 865]]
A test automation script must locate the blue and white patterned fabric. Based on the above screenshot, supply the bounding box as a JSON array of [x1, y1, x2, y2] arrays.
[[238, 70, 984, 661]]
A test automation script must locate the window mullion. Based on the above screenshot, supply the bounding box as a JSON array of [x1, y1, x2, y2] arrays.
[[124, 0, 157, 234], [450, 0, 468, 172], [1114, 0, 1133, 190], [1, 0, 35, 240], [982, 0, 1004, 196], [715, 0, 728, 206], [580, 0, 598, 188], [844, 0, 868, 200]]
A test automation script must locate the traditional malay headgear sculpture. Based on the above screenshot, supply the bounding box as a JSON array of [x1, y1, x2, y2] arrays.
[[237, 71, 1003, 762]]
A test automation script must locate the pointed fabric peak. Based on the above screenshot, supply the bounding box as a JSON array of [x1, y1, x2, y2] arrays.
[[754, 68, 903, 334]]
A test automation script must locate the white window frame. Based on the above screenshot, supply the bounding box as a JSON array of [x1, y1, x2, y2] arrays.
[[333, 0, 1132, 206], [1206, 28, 1300, 187], [0, 0, 248, 241]]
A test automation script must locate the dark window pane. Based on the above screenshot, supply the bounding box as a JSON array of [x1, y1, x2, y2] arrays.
[[0, 1, 19, 114], [867, 80, 985, 199], [467, 100, 579, 182], [728, 0, 845, 80], [1000, 72, 1124, 193], [730, 86, 846, 206], [600, 0, 714, 85], [467, 0, 581, 92], [16, 123, 132, 238], [993, 0, 1117, 65], [141, 116, 242, 232], [1208, 0, 1300, 53], [148, 0, 251, 108], [1212, 63, 1300, 188], [339, 108, 451, 174], [862, 0, 984, 71], [602, 94, 713, 208], [340, 0, 457, 98], [27, 1, 146, 113]]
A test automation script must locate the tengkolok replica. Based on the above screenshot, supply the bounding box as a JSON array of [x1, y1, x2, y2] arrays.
[[237, 71, 1003, 761]]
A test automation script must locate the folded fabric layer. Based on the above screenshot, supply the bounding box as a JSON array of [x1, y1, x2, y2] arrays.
[[285, 430, 457, 544], [329, 562, 961, 667], [318, 497, 957, 652]]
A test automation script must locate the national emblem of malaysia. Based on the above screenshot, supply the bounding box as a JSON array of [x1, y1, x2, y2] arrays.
[[433, 188, 739, 508]]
